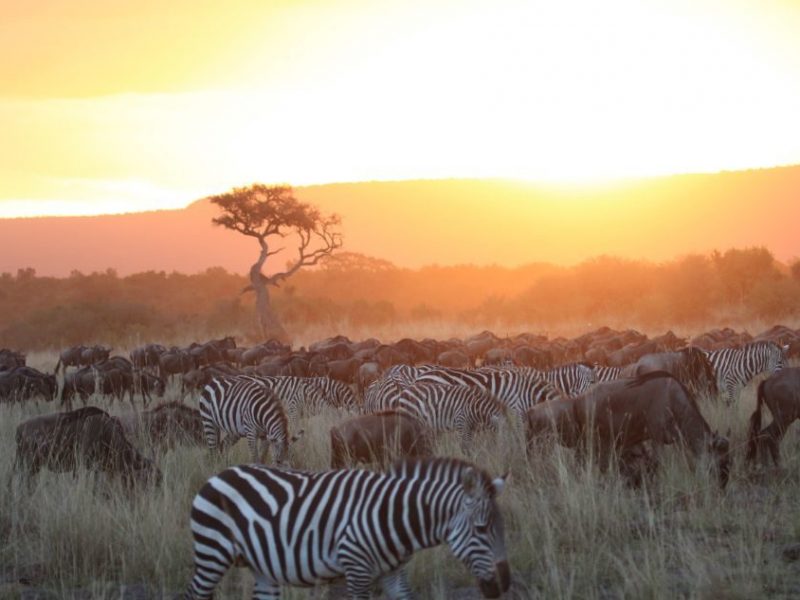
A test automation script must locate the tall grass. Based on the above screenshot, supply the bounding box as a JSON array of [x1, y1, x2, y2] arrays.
[[2, 359, 800, 598]]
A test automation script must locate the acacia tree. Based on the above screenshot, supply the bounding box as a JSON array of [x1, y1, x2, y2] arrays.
[[208, 184, 342, 341]]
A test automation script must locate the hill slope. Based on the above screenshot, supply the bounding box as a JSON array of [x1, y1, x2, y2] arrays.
[[1, 166, 799, 275]]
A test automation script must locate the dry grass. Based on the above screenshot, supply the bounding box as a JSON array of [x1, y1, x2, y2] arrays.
[[2, 354, 800, 599]]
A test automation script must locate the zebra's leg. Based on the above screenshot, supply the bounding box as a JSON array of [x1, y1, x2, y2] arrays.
[[246, 430, 260, 463], [251, 574, 281, 599], [724, 381, 737, 406], [184, 544, 236, 600], [380, 567, 415, 600]]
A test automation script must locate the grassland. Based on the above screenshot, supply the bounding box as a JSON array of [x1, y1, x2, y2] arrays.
[[2, 351, 800, 599]]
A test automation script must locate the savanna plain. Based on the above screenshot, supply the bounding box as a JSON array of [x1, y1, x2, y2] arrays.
[[2, 329, 800, 600]]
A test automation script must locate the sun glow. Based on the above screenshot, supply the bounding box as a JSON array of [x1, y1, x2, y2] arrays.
[[1, 0, 799, 216]]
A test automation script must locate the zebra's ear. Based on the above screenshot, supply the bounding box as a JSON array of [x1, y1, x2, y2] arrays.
[[492, 472, 509, 496], [461, 467, 479, 496]]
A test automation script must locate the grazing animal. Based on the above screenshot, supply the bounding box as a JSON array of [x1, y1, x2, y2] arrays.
[[536, 363, 597, 397], [54, 345, 86, 375], [396, 383, 506, 452], [363, 376, 406, 413], [746, 367, 800, 467], [525, 372, 731, 488], [118, 402, 205, 450], [0, 366, 56, 402], [625, 347, 718, 400], [14, 406, 159, 486], [415, 367, 561, 415], [183, 458, 510, 599], [704, 341, 788, 405], [594, 365, 624, 383], [0, 348, 25, 369], [198, 377, 300, 464], [329, 410, 433, 468]]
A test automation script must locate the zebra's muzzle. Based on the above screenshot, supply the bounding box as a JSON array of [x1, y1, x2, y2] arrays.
[[478, 560, 511, 598]]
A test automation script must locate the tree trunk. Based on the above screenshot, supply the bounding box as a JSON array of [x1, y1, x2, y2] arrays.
[[250, 243, 289, 343]]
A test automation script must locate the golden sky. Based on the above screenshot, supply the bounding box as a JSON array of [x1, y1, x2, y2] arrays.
[[1, 0, 800, 218]]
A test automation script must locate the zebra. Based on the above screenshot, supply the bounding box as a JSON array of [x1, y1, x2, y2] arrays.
[[396, 383, 506, 452], [248, 375, 357, 422], [183, 457, 510, 599], [198, 377, 299, 464], [307, 376, 358, 411], [364, 377, 406, 413], [414, 368, 562, 416], [594, 365, 624, 383], [703, 341, 788, 405], [534, 363, 596, 397]]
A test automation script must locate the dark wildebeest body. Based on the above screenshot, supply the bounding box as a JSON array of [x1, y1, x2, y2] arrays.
[[0, 349, 25, 369], [130, 343, 167, 370], [525, 372, 731, 487], [14, 406, 159, 486], [61, 366, 135, 408], [0, 367, 57, 402], [747, 368, 800, 467], [118, 402, 204, 450], [624, 347, 718, 400], [329, 411, 433, 468], [438, 350, 471, 369]]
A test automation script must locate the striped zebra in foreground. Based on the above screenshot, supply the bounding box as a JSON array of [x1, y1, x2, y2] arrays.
[[415, 368, 562, 416], [397, 383, 506, 451], [199, 377, 299, 464], [703, 341, 788, 405], [184, 458, 510, 599]]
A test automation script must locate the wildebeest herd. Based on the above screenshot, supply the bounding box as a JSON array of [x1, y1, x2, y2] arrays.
[[2, 323, 800, 598]]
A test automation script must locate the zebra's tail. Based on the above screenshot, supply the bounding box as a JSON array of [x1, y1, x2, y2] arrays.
[[746, 380, 766, 463]]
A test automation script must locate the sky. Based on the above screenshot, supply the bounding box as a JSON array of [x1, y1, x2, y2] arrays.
[[1, 0, 800, 218]]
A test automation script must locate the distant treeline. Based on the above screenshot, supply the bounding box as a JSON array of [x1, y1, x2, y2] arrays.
[[1, 248, 799, 350]]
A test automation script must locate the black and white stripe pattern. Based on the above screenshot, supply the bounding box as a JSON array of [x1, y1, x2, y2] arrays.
[[199, 377, 292, 464], [414, 367, 562, 415], [535, 363, 596, 397], [594, 365, 624, 383], [250, 375, 357, 422], [704, 341, 788, 405], [363, 377, 406, 413], [396, 383, 506, 451], [184, 458, 510, 599]]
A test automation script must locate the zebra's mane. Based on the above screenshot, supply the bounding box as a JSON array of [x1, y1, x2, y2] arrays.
[[747, 340, 782, 351], [388, 457, 497, 496]]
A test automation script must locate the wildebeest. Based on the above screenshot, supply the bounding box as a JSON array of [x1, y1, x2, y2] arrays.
[[623, 347, 718, 400], [13, 406, 159, 486], [130, 343, 167, 370], [329, 410, 433, 468], [0, 366, 57, 402], [525, 372, 731, 487], [118, 401, 205, 450], [158, 348, 196, 383], [746, 368, 800, 467], [0, 348, 25, 369], [61, 366, 133, 408]]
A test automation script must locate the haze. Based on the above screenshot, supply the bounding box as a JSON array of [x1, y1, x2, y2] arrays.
[[2, 0, 800, 218]]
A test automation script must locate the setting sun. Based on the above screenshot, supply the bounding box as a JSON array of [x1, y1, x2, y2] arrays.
[[1, 0, 799, 217]]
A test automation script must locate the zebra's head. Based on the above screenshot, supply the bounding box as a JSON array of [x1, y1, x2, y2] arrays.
[[773, 343, 789, 372], [448, 467, 511, 598]]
